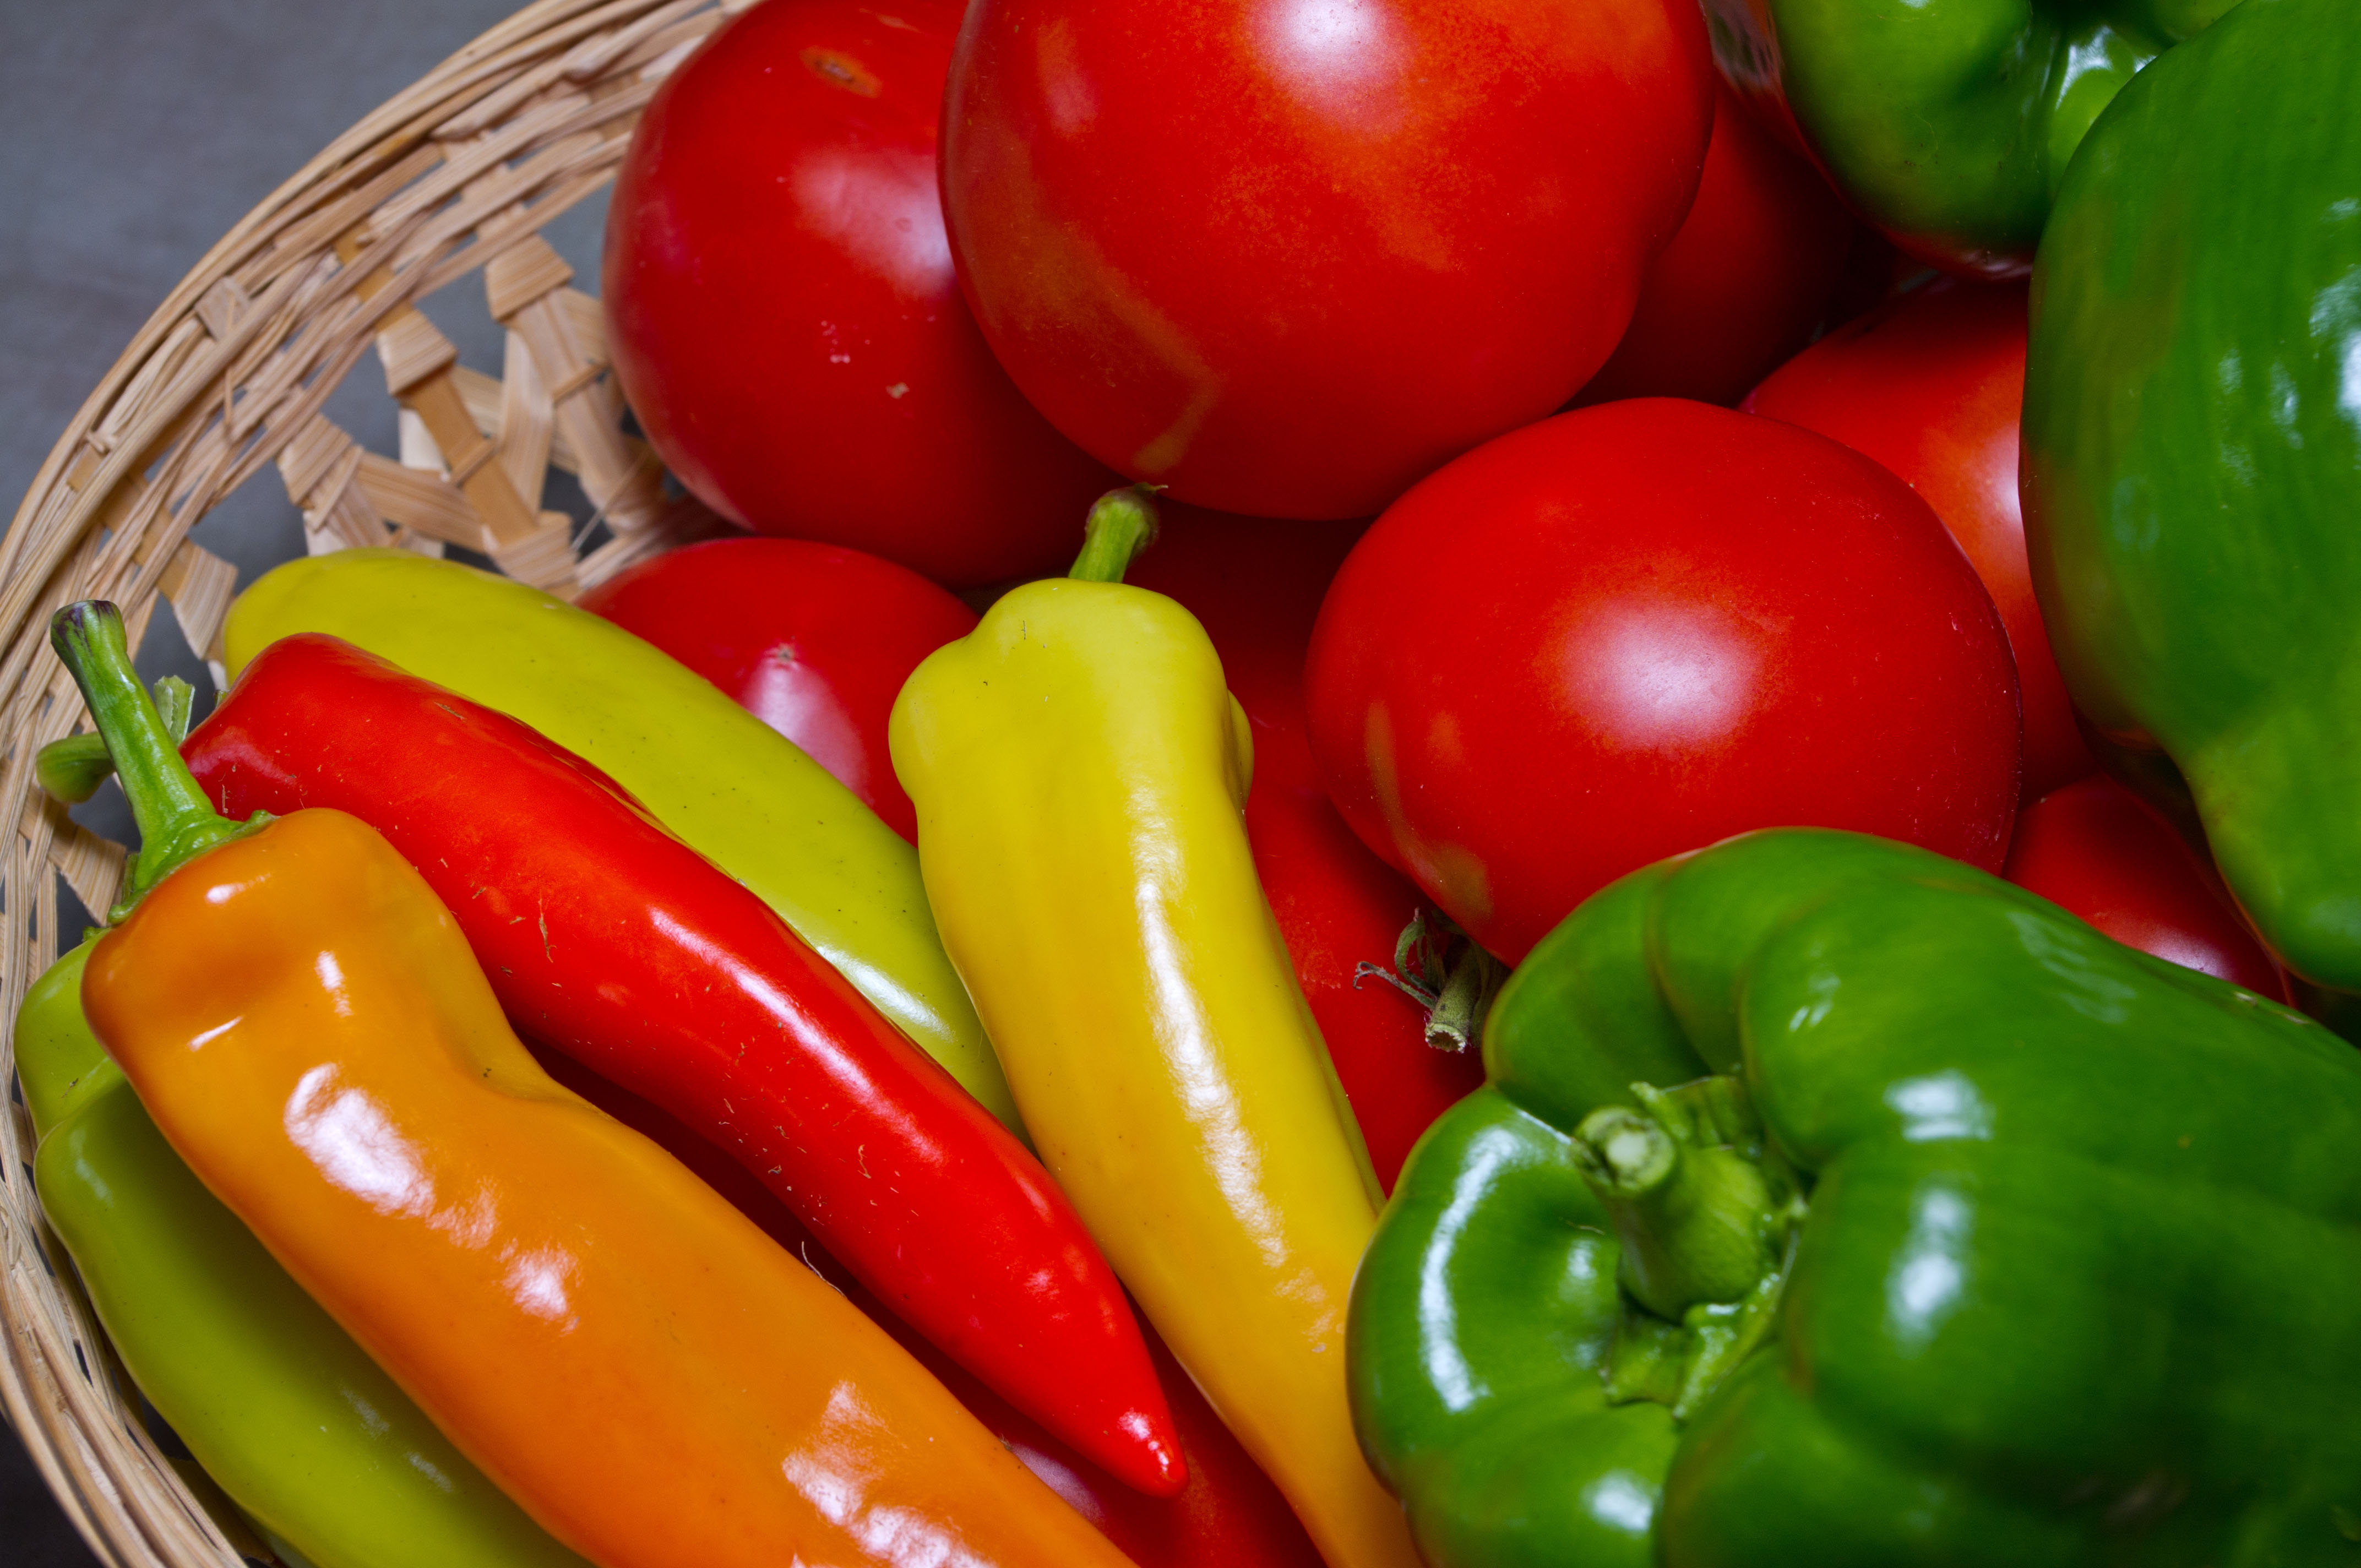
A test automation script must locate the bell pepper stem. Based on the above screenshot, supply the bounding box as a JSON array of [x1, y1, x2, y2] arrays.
[[1068, 485, 1163, 584], [1572, 1087, 1781, 1322], [50, 603, 260, 918], [1670, 1254, 1788, 1421], [1580, 1106, 1679, 1196], [1602, 1303, 1689, 1407]]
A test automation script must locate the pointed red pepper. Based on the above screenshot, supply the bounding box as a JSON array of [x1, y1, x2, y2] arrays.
[[178, 631, 1184, 1495]]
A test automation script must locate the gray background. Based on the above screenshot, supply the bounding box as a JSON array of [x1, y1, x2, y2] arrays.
[[1, 2, 611, 1560]]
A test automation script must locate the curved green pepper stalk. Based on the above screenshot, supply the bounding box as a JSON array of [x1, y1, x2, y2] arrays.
[[48, 601, 264, 921]]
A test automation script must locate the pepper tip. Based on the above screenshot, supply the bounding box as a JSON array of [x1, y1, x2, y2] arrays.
[[1104, 1411, 1190, 1498]]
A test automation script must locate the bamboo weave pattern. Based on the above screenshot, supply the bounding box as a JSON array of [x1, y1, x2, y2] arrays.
[[0, 4, 746, 1561]]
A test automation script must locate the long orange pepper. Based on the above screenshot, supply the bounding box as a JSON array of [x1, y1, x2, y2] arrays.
[[58, 602, 1133, 1568]]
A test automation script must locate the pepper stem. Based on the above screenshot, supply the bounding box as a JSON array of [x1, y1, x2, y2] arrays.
[[1353, 907, 1511, 1051], [1571, 1083, 1782, 1322], [36, 674, 194, 803], [1068, 484, 1163, 584], [50, 603, 260, 919]]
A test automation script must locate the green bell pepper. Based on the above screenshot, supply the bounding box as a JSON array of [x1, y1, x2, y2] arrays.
[[18, 939, 589, 1568], [1350, 828, 2361, 1566], [2021, 0, 2361, 1015], [1701, 0, 2233, 276]]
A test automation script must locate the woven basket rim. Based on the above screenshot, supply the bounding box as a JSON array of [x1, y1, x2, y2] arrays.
[[1, 3, 738, 1562], [7, 0, 638, 562]]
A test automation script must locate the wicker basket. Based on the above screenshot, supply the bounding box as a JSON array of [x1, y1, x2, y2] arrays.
[[1, 3, 751, 1560]]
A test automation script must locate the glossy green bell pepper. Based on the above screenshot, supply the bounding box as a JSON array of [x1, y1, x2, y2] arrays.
[[17, 940, 589, 1568], [2021, 0, 2361, 1016], [1350, 828, 2361, 1567], [221, 548, 1020, 1131], [1702, 0, 2233, 276]]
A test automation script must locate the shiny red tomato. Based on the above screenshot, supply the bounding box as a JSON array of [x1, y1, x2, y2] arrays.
[[2005, 775, 2289, 1000], [1127, 505, 1484, 1191], [942, 0, 1713, 519], [1744, 279, 2096, 801], [603, 0, 1117, 585], [577, 537, 976, 842], [1573, 81, 1858, 407], [533, 1046, 1322, 1560], [1305, 399, 2022, 962]]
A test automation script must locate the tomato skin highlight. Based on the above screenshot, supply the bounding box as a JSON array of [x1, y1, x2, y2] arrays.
[[602, 0, 1118, 585], [1127, 506, 1485, 1193], [1745, 279, 2095, 802], [1573, 81, 1859, 409], [2004, 775, 2290, 1001], [941, 0, 1714, 520], [1304, 399, 2022, 962], [578, 538, 977, 844]]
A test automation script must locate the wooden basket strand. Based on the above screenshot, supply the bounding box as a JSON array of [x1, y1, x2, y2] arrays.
[[0, 2, 748, 1560]]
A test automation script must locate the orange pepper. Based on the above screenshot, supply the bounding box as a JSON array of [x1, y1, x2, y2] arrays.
[[58, 601, 1133, 1568]]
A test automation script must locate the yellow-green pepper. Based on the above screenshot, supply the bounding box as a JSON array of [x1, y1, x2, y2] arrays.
[[890, 489, 1419, 1568]]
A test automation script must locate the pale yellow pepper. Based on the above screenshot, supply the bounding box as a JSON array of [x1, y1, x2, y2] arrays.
[[889, 492, 1419, 1568]]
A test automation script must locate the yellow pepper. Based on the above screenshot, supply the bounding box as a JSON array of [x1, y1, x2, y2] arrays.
[[889, 491, 1419, 1568]]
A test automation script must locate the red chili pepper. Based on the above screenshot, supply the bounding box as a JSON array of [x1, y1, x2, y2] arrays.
[[535, 1045, 1325, 1568], [577, 537, 978, 843], [183, 633, 1184, 1496], [1127, 505, 1486, 1191]]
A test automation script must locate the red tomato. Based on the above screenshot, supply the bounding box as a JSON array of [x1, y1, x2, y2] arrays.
[[2004, 775, 2289, 1001], [1744, 279, 2096, 801], [577, 537, 976, 842], [1573, 81, 1858, 407], [1304, 399, 2022, 962], [602, 0, 1118, 585], [534, 1044, 1323, 1561], [1127, 505, 1485, 1191], [941, 0, 1713, 519]]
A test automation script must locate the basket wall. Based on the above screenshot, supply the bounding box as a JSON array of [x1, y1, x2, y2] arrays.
[[0, 3, 743, 1561]]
